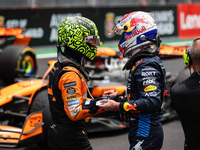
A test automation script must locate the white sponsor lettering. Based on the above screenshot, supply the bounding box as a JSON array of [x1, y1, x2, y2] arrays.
[[142, 68, 156, 71], [67, 99, 80, 106], [6, 19, 27, 28], [141, 71, 156, 76], [151, 10, 175, 35], [68, 104, 79, 111], [145, 92, 158, 97], [143, 78, 156, 85], [5, 18, 44, 39], [24, 27, 44, 38], [157, 22, 174, 35], [180, 12, 200, 30]]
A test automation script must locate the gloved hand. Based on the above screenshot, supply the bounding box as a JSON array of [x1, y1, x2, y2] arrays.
[[88, 106, 100, 114], [82, 96, 111, 114]]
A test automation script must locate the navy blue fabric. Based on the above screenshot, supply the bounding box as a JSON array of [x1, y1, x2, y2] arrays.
[[121, 55, 166, 150]]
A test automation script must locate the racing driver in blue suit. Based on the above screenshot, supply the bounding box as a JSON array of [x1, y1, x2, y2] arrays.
[[99, 11, 167, 150]]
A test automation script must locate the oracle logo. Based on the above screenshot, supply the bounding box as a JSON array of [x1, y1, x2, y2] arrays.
[[180, 12, 200, 30]]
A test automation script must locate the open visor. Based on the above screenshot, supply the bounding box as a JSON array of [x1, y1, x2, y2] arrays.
[[85, 35, 101, 46], [111, 23, 124, 35]]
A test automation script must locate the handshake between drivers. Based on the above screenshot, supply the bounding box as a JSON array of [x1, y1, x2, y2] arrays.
[[98, 90, 122, 112], [82, 90, 125, 114]]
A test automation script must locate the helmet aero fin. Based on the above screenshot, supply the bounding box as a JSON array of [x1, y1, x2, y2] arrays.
[[57, 16, 101, 60]]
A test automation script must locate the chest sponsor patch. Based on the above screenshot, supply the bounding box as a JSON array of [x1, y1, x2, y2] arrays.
[[141, 71, 156, 77], [145, 91, 158, 97], [67, 99, 80, 106], [68, 104, 79, 111], [67, 88, 76, 94], [64, 81, 76, 88], [143, 78, 156, 85], [144, 85, 157, 92], [66, 94, 78, 100], [70, 106, 80, 117]]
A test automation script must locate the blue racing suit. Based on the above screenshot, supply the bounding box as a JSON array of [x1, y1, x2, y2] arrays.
[[119, 55, 167, 150]]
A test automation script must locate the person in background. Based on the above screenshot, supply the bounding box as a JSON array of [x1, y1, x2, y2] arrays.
[[47, 16, 105, 150], [171, 37, 200, 150], [99, 11, 167, 150]]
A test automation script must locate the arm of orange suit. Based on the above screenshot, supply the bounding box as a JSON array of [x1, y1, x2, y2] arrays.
[[59, 71, 104, 121]]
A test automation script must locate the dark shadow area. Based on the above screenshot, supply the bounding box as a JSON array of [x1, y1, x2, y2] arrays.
[[88, 128, 129, 139]]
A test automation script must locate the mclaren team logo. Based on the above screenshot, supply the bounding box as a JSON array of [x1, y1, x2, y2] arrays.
[[144, 85, 157, 92]]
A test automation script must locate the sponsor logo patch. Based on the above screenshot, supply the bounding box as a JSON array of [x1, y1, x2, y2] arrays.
[[67, 88, 76, 94], [70, 106, 80, 117], [145, 91, 158, 97], [66, 94, 78, 100], [142, 67, 156, 71], [67, 99, 80, 106], [143, 78, 156, 85], [124, 102, 137, 111], [64, 81, 76, 88], [144, 85, 157, 92], [68, 104, 79, 111], [141, 71, 156, 77]]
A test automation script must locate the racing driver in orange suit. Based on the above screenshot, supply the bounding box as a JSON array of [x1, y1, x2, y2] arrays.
[[47, 16, 104, 150]]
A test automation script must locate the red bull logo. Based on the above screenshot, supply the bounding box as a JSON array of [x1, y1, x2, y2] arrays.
[[124, 102, 137, 111], [126, 104, 137, 110], [130, 17, 148, 28], [125, 26, 147, 40]]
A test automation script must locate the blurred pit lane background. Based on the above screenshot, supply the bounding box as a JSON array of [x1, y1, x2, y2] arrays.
[[0, 0, 199, 150]]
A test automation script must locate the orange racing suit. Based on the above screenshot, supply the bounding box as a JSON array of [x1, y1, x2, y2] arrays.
[[48, 61, 104, 150]]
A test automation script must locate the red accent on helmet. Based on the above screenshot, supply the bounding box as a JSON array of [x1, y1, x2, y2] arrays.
[[121, 12, 136, 21], [118, 44, 125, 54]]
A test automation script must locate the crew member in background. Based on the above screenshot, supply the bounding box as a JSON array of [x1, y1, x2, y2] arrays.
[[99, 11, 167, 150], [47, 16, 104, 150], [171, 37, 200, 150]]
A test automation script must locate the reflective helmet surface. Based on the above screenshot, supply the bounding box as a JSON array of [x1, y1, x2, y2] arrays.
[[58, 16, 100, 60], [112, 11, 157, 57]]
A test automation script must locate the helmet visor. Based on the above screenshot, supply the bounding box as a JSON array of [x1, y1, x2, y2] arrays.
[[111, 23, 124, 35], [85, 35, 101, 46]]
